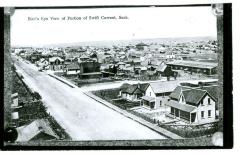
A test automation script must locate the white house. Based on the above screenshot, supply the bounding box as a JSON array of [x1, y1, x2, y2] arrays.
[[49, 57, 64, 71], [141, 81, 180, 109], [165, 85, 218, 124], [37, 58, 49, 70], [64, 62, 81, 75], [166, 52, 176, 59]]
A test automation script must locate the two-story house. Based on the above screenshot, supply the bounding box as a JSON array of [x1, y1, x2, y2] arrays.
[[165, 85, 217, 124], [140, 81, 180, 109], [49, 57, 64, 71]]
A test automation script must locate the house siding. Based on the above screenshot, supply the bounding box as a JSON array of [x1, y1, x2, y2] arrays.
[[144, 86, 170, 109], [66, 69, 81, 75], [145, 86, 156, 98], [195, 94, 216, 124], [122, 93, 137, 102]]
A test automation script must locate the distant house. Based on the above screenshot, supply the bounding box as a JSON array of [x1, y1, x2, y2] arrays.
[[116, 61, 126, 69], [156, 63, 176, 77], [166, 52, 176, 59], [37, 58, 49, 70], [52, 49, 64, 57], [133, 66, 141, 75], [141, 81, 180, 109], [79, 54, 90, 61], [64, 62, 80, 75], [16, 119, 59, 141], [78, 60, 102, 79], [49, 57, 64, 71], [140, 66, 148, 74], [165, 85, 218, 124], [102, 55, 114, 63], [119, 66, 133, 75], [133, 59, 141, 66], [120, 83, 149, 102], [136, 43, 149, 51], [28, 52, 42, 63]]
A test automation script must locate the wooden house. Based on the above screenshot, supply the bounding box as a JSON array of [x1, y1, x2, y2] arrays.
[[165, 85, 218, 124]]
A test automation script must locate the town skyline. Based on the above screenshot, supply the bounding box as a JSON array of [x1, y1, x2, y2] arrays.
[[11, 36, 217, 48]]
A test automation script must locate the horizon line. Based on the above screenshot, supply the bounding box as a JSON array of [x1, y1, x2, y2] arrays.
[[11, 36, 217, 48]]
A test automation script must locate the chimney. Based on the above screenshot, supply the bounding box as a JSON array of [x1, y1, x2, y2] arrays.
[[137, 83, 140, 89], [199, 82, 203, 89]]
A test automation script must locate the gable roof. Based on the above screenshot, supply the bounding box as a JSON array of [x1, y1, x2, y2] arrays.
[[66, 62, 80, 70], [170, 85, 218, 106], [16, 119, 59, 141], [149, 81, 180, 94], [80, 54, 90, 59], [157, 64, 167, 72], [122, 83, 149, 94], [49, 57, 64, 62], [201, 85, 218, 100], [182, 89, 207, 105], [39, 58, 47, 63], [136, 43, 148, 46]]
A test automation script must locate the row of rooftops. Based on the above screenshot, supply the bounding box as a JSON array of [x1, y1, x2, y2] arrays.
[[121, 80, 218, 106]]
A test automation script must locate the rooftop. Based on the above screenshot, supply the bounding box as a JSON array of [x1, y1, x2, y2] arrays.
[[122, 83, 149, 94], [141, 96, 155, 102], [149, 81, 181, 94], [16, 119, 59, 141], [166, 100, 196, 113], [167, 60, 217, 69], [169, 86, 191, 100], [182, 89, 207, 105], [49, 57, 64, 62], [169, 85, 218, 105]]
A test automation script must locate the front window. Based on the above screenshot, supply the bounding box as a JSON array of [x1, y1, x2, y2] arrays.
[[208, 110, 211, 117], [200, 100, 204, 106], [170, 107, 174, 115], [201, 111, 204, 119]]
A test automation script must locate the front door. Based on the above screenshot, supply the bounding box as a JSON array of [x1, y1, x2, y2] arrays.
[[175, 109, 179, 117], [191, 113, 196, 123], [150, 102, 155, 109]]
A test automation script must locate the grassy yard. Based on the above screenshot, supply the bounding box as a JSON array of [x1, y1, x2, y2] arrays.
[[92, 88, 140, 110]]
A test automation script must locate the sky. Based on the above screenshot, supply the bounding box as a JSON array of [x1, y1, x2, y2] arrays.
[[10, 6, 217, 47]]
